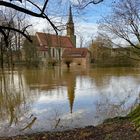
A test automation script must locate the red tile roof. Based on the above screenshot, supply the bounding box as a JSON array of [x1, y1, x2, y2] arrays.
[[62, 48, 89, 58], [36, 32, 74, 48]]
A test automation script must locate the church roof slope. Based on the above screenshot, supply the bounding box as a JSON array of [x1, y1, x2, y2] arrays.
[[36, 32, 74, 48], [62, 48, 89, 58]]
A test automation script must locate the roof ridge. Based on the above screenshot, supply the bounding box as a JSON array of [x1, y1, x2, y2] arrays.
[[36, 32, 69, 38]]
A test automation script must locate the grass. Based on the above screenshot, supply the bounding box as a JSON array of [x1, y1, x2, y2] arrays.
[[127, 105, 140, 128]]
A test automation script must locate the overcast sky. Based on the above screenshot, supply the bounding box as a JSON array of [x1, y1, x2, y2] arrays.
[[28, 0, 114, 47]]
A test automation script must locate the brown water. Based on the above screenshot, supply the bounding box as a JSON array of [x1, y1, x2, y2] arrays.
[[0, 67, 140, 137]]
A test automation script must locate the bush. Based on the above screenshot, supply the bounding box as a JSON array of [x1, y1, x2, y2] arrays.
[[63, 58, 73, 68]]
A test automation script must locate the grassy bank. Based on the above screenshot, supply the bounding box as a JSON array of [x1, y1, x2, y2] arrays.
[[128, 105, 140, 129]]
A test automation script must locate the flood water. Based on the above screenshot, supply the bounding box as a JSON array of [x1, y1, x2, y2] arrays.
[[0, 66, 140, 137]]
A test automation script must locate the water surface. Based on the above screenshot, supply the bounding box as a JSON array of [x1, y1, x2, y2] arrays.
[[0, 67, 140, 137]]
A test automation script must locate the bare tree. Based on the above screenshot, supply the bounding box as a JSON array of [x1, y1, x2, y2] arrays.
[[0, 0, 104, 44], [89, 34, 112, 61], [100, 0, 140, 59], [0, 0, 58, 45], [0, 9, 17, 68]]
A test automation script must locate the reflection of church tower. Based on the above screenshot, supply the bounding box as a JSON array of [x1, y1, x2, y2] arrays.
[[67, 75, 76, 113], [66, 6, 76, 48]]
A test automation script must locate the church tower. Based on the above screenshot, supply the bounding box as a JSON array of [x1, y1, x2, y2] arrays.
[[66, 6, 76, 47]]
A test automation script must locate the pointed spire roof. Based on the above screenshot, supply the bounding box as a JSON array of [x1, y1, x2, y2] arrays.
[[68, 5, 73, 23]]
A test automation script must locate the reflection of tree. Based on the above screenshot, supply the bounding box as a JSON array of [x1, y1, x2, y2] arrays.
[[20, 116, 37, 131], [89, 68, 140, 88], [23, 68, 64, 92], [94, 89, 139, 122], [0, 70, 30, 126]]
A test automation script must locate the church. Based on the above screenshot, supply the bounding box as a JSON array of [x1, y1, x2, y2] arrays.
[[23, 6, 90, 66]]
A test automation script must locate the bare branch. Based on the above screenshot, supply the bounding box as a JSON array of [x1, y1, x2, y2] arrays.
[[100, 0, 140, 50], [0, 25, 32, 42], [0, 1, 58, 34], [0, 28, 8, 46], [74, 0, 103, 9], [41, 0, 49, 14], [82, 0, 104, 8]]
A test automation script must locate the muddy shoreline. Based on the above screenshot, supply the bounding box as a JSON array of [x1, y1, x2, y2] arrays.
[[0, 118, 140, 140]]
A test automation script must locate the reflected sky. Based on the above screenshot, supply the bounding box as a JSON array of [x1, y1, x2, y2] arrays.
[[0, 67, 140, 137]]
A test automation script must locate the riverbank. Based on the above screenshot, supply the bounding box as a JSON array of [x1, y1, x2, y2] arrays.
[[0, 117, 140, 140], [0, 102, 140, 140], [0, 100, 140, 140]]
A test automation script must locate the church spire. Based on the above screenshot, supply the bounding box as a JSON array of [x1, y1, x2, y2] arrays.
[[68, 6, 73, 23], [66, 5, 76, 47]]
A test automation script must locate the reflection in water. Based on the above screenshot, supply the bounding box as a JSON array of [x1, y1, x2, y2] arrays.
[[0, 69, 38, 137], [20, 116, 37, 131], [0, 67, 140, 137], [0, 70, 26, 126], [66, 70, 76, 114]]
